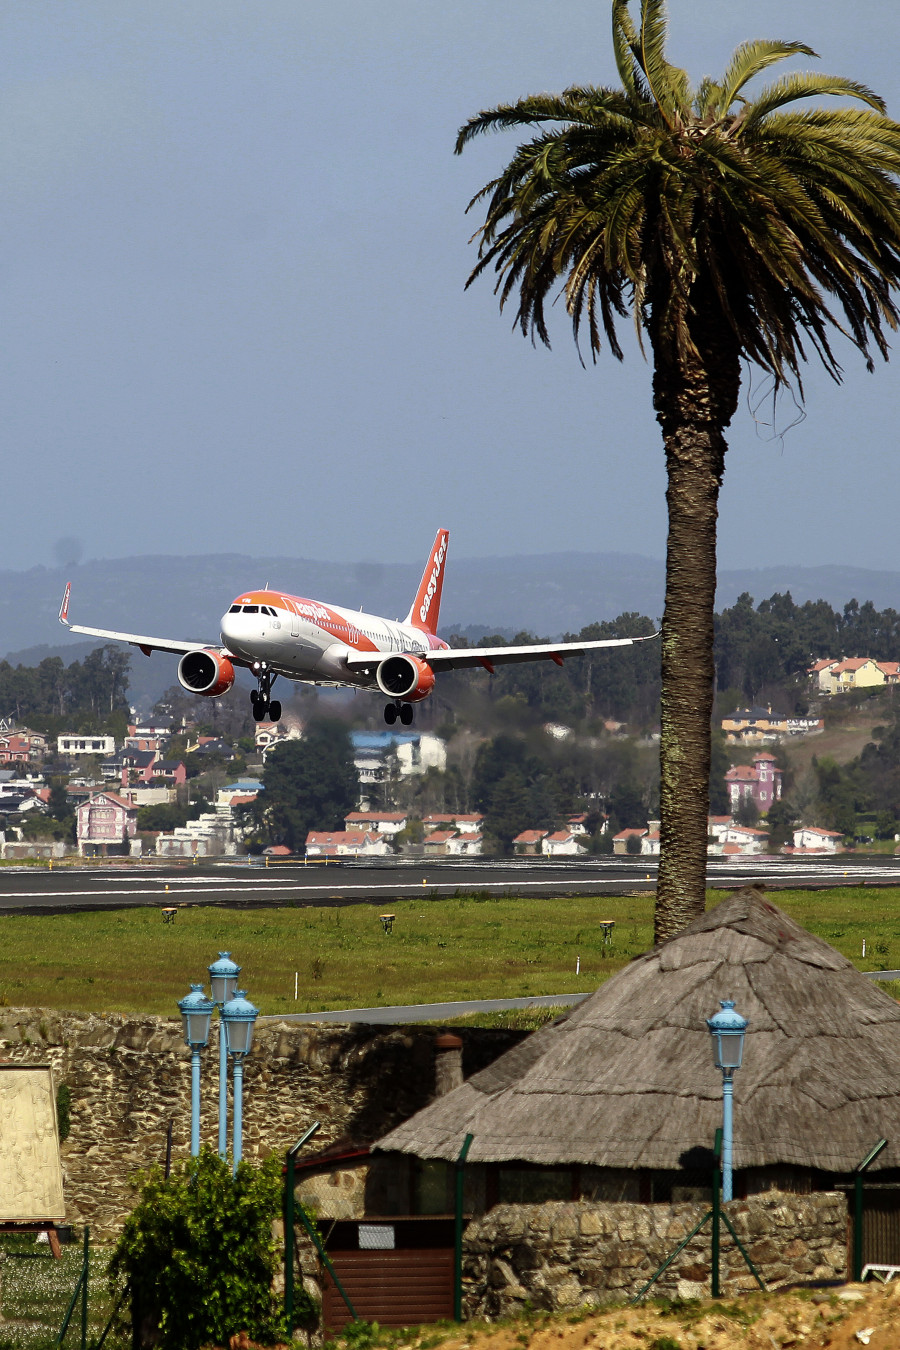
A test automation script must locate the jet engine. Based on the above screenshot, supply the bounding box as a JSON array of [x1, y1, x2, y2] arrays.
[[375, 654, 435, 703], [177, 649, 236, 698]]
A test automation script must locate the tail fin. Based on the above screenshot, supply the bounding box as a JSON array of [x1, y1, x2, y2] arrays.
[[405, 529, 449, 633]]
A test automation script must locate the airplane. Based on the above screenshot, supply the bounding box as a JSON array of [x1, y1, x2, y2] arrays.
[[58, 529, 658, 726]]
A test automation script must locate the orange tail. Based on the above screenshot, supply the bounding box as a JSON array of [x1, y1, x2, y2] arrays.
[[405, 529, 449, 633]]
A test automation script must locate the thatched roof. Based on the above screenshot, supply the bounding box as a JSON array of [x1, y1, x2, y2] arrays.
[[377, 887, 900, 1174]]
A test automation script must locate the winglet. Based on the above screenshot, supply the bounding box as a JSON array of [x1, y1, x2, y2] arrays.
[[405, 529, 449, 633], [59, 582, 71, 626]]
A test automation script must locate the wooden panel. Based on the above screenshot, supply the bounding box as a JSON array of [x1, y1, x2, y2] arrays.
[[864, 1198, 900, 1267], [322, 1248, 454, 1330]]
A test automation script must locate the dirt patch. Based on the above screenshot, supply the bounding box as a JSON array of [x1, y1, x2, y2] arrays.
[[368, 1282, 900, 1350]]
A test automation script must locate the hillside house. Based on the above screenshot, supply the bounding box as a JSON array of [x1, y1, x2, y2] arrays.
[[0, 729, 48, 764], [345, 811, 408, 836], [76, 791, 138, 857], [446, 832, 482, 857], [306, 830, 393, 858], [721, 823, 769, 855], [513, 830, 547, 856], [422, 814, 485, 835], [542, 831, 587, 857], [423, 829, 458, 857], [58, 733, 116, 759], [812, 657, 900, 695], [725, 753, 782, 814], [613, 827, 647, 855], [721, 706, 824, 744], [791, 825, 843, 853]]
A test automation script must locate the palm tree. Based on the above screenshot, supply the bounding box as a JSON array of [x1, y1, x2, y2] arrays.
[[456, 0, 900, 942]]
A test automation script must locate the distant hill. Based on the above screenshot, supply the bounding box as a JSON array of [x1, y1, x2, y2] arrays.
[[0, 552, 897, 710]]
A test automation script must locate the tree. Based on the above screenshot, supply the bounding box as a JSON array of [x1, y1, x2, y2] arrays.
[[256, 719, 358, 851], [456, 0, 900, 942]]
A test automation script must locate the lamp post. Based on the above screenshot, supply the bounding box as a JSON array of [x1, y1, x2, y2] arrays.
[[222, 989, 259, 1172], [178, 983, 215, 1157], [208, 952, 241, 1157], [706, 999, 748, 1202]]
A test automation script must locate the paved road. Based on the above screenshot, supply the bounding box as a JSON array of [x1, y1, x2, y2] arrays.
[[0, 854, 897, 915], [264, 992, 591, 1025]]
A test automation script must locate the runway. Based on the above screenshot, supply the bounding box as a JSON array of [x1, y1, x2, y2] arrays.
[[0, 853, 897, 915]]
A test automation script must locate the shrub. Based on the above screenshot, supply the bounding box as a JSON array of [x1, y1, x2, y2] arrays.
[[56, 1083, 71, 1142], [109, 1149, 285, 1350]]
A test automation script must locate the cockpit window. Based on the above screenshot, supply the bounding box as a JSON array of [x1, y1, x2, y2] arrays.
[[229, 605, 242, 613], [262, 605, 276, 616], [243, 605, 259, 614]]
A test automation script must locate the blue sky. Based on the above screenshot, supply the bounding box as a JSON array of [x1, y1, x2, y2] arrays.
[[3, 1, 900, 573]]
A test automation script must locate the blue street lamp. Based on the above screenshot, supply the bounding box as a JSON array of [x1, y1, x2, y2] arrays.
[[208, 952, 241, 1157], [221, 989, 259, 1172], [706, 999, 748, 1202], [178, 984, 215, 1157]]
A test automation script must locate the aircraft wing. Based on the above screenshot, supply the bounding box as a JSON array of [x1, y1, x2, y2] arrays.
[[58, 582, 226, 659], [345, 632, 659, 674]]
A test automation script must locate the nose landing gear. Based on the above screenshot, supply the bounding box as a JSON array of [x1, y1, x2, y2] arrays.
[[250, 668, 281, 722], [384, 702, 414, 726]]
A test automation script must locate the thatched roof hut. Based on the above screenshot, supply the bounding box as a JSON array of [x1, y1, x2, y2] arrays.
[[377, 887, 900, 1179]]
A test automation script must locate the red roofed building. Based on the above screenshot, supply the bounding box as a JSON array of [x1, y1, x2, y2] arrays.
[[542, 831, 587, 857], [790, 826, 843, 853], [725, 753, 782, 814], [422, 813, 485, 835], [344, 811, 408, 836], [613, 827, 647, 855], [513, 829, 548, 856], [76, 791, 138, 858], [423, 829, 459, 856], [306, 830, 393, 858]]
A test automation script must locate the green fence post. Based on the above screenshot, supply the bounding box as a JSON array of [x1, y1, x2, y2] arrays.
[[454, 1133, 474, 1323], [81, 1226, 89, 1350], [853, 1138, 888, 1282]]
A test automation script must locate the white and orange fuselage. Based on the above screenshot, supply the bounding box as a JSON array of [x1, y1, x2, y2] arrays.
[[59, 528, 657, 722], [219, 591, 449, 696]]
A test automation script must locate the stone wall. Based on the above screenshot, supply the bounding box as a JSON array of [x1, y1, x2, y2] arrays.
[[462, 1193, 847, 1314], [0, 1008, 522, 1240]]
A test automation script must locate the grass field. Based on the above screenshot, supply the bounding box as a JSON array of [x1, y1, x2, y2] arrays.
[[0, 887, 899, 1017]]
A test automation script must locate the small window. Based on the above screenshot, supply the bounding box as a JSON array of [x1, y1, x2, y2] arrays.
[[229, 605, 242, 613], [244, 605, 259, 614]]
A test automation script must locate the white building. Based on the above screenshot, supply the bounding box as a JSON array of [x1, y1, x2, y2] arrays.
[[306, 830, 393, 858], [58, 734, 117, 758], [792, 826, 843, 853], [542, 831, 587, 857], [445, 832, 483, 857]]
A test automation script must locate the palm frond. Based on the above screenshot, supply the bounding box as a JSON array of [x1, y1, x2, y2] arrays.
[[715, 40, 816, 116], [639, 0, 691, 122], [739, 73, 886, 132], [611, 0, 650, 103]]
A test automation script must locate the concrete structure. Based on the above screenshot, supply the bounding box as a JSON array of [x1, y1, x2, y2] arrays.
[[76, 791, 138, 857]]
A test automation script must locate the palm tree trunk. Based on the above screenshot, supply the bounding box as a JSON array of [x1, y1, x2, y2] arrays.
[[651, 312, 740, 944], [655, 415, 724, 942]]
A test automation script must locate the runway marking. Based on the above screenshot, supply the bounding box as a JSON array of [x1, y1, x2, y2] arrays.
[[0, 868, 896, 903]]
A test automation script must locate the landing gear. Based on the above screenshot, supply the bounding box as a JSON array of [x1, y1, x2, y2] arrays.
[[384, 702, 414, 726], [250, 668, 279, 722]]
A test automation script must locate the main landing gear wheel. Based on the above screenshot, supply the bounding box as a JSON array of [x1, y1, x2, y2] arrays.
[[399, 704, 414, 726], [384, 704, 398, 725], [250, 669, 278, 722]]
